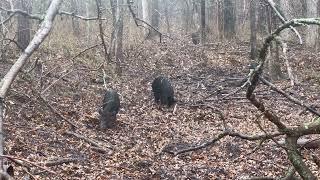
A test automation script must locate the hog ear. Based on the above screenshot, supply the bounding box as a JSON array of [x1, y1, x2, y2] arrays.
[[6, 165, 14, 177]]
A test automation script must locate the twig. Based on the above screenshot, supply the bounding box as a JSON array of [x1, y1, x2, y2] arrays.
[[29, 87, 78, 128], [263, 0, 302, 43], [127, 0, 163, 42], [95, 0, 109, 62], [70, 43, 102, 61], [2, 38, 24, 50], [45, 158, 79, 167], [260, 77, 320, 116], [58, 11, 106, 21], [64, 131, 108, 151]]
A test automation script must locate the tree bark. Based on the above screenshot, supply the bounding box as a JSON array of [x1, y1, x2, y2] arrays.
[[218, 0, 224, 40], [286, 136, 317, 180], [317, 0, 320, 50], [141, 0, 149, 35], [279, 0, 290, 40], [114, 0, 124, 75], [183, 0, 191, 34], [306, 0, 318, 48], [223, 0, 236, 40], [257, 2, 268, 35], [250, 0, 257, 60], [164, 0, 171, 34], [95, 0, 109, 62], [0, 0, 63, 172], [16, 0, 32, 50], [200, 0, 205, 44], [71, 0, 80, 37], [150, 0, 159, 38]]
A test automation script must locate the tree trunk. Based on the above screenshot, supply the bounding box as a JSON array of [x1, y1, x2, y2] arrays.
[[16, 0, 32, 50], [306, 0, 318, 48], [317, 0, 320, 50], [114, 0, 124, 75], [279, 0, 290, 40], [149, 0, 160, 38], [183, 0, 192, 34], [0, 98, 4, 164], [0, 0, 62, 172], [71, 0, 80, 37], [85, 1, 91, 44], [141, 0, 149, 36], [164, 0, 171, 34], [223, 0, 236, 40], [257, 2, 268, 35], [250, 0, 257, 60], [200, 0, 205, 44], [217, 0, 224, 40], [95, 0, 109, 62], [269, 8, 284, 81], [109, 0, 124, 75]]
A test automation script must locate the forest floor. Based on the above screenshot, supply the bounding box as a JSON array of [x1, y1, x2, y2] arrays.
[[1, 38, 320, 179]]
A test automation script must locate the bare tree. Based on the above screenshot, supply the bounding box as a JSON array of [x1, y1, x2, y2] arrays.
[[109, 0, 124, 75], [0, 0, 63, 175]]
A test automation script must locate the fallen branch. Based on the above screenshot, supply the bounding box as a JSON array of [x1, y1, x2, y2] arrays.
[[29, 87, 78, 129], [45, 158, 79, 167], [276, 138, 320, 149], [163, 131, 283, 155], [260, 77, 320, 116], [64, 131, 109, 152], [0, 155, 56, 175], [59, 11, 106, 21]]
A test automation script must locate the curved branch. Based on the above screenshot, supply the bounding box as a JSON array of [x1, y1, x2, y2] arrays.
[[127, 0, 162, 41], [163, 131, 284, 155], [263, 0, 302, 43]]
